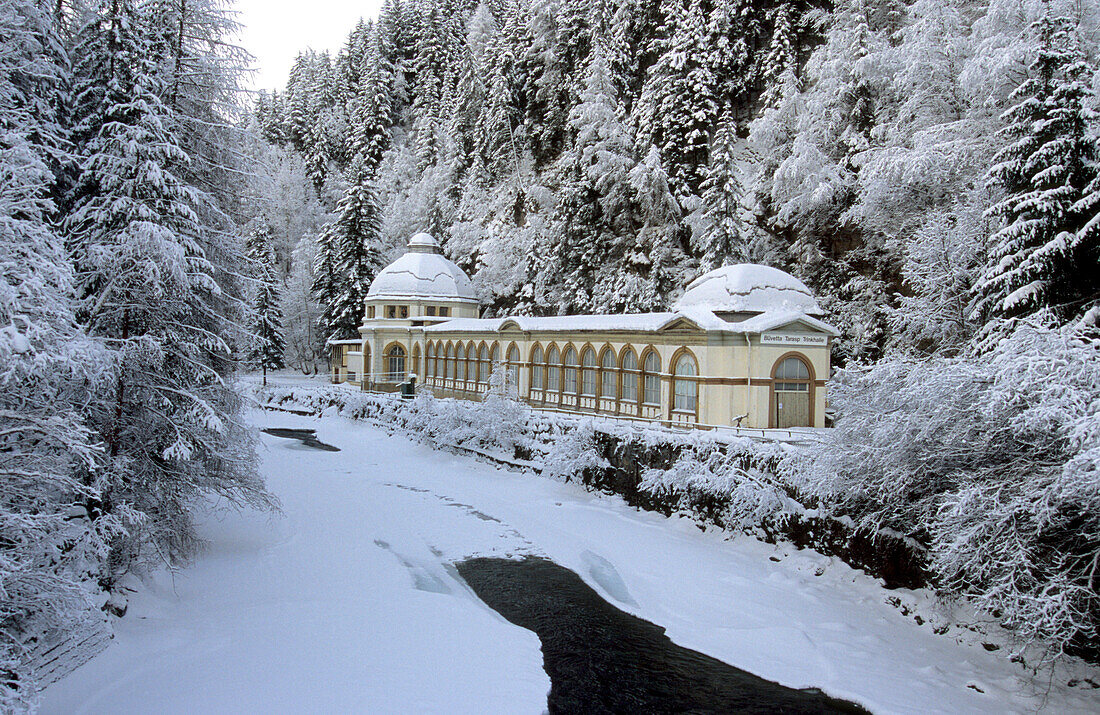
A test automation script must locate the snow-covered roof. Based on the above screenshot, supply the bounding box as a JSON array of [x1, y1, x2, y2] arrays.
[[422, 307, 839, 337], [367, 233, 479, 302], [673, 264, 823, 315]]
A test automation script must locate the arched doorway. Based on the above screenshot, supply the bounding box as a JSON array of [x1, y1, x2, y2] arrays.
[[771, 354, 813, 428], [385, 344, 406, 383]]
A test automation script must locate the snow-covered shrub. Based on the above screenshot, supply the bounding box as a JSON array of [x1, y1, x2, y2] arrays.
[[541, 421, 610, 482], [640, 439, 795, 532], [804, 321, 1100, 655]]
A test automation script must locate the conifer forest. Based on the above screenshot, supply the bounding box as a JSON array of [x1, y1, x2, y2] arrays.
[[2, 0, 1100, 709]]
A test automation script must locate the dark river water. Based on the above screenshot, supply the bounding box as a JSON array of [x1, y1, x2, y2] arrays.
[[261, 427, 340, 451], [456, 556, 870, 714]]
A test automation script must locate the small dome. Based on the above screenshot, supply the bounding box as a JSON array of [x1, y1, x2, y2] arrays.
[[407, 232, 440, 251], [367, 234, 478, 302], [673, 264, 821, 314]]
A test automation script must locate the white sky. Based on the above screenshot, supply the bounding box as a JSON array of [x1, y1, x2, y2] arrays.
[[234, 0, 386, 92]]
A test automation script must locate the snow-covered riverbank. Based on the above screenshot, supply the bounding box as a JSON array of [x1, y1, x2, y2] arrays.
[[43, 409, 1100, 713]]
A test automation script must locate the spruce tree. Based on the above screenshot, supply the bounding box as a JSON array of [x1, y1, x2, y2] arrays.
[[246, 225, 286, 385], [66, 0, 271, 577], [760, 1, 799, 109], [695, 115, 746, 268], [632, 0, 718, 198], [974, 14, 1100, 328], [317, 161, 385, 341], [350, 26, 394, 174], [0, 3, 109, 706]]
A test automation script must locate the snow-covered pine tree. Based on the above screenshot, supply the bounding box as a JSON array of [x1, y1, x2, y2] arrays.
[[632, 0, 718, 199], [974, 13, 1100, 329], [0, 3, 112, 707], [412, 0, 448, 168], [65, 0, 272, 578], [335, 18, 372, 106], [317, 160, 385, 341], [350, 25, 394, 174], [304, 52, 340, 193], [539, 39, 635, 312], [759, 1, 800, 109], [246, 224, 286, 385], [694, 115, 746, 268]]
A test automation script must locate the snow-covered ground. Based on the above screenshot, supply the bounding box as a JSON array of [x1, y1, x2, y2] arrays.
[[43, 409, 1100, 714]]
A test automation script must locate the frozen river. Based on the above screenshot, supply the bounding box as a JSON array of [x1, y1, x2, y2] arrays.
[[41, 409, 1100, 713]]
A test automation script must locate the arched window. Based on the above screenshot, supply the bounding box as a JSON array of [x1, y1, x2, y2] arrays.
[[507, 344, 520, 390], [672, 353, 698, 413], [620, 348, 638, 403], [531, 345, 544, 390], [363, 345, 371, 382], [386, 344, 406, 382], [547, 346, 560, 392], [426, 344, 435, 378], [479, 344, 490, 385], [446, 344, 455, 380], [563, 347, 578, 395], [600, 349, 617, 399], [464, 343, 475, 383], [581, 348, 597, 396], [642, 351, 661, 405], [411, 344, 421, 379], [775, 356, 810, 383]]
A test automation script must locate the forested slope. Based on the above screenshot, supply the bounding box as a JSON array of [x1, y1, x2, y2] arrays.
[[254, 0, 1099, 364]]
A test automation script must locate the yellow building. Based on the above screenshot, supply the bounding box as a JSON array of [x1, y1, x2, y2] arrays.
[[330, 233, 838, 429]]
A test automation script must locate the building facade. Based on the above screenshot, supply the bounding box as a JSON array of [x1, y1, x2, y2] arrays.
[[331, 233, 838, 429]]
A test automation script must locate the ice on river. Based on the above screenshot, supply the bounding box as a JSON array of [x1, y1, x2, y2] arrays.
[[42, 409, 1100, 714]]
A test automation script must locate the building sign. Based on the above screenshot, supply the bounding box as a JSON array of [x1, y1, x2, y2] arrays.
[[760, 332, 829, 346]]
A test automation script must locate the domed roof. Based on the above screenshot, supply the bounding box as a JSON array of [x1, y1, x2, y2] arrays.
[[367, 233, 478, 302], [673, 264, 822, 314]]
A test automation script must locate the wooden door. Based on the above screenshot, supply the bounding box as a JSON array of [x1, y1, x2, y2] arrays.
[[776, 388, 810, 428]]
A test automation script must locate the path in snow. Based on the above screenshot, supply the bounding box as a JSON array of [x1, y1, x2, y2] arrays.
[[42, 410, 1100, 714]]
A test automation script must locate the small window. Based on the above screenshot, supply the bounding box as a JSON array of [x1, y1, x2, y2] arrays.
[[673, 354, 697, 413], [600, 350, 617, 398], [426, 306, 437, 316], [563, 348, 578, 395], [507, 345, 520, 389], [386, 305, 396, 319], [643, 351, 660, 405], [367, 306, 375, 319], [547, 346, 560, 392], [621, 349, 638, 403], [531, 345, 544, 390], [439, 306, 450, 317], [581, 348, 597, 396], [399, 305, 408, 319]]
